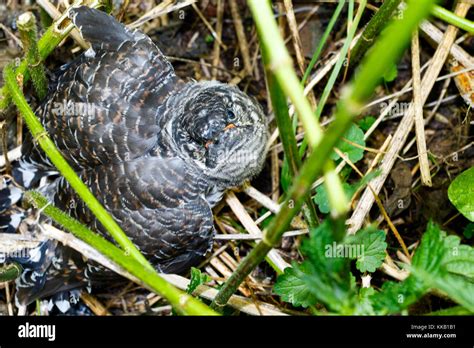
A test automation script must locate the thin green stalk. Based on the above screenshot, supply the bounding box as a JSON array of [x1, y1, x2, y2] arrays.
[[0, 0, 105, 110], [299, 0, 366, 218], [211, 0, 436, 310], [251, 0, 348, 219], [301, 0, 345, 85], [17, 12, 48, 100], [26, 191, 217, 316], [4, 64, 151, 270], [314, 0, 366, 122], [350, 0, 402, 68], [432, 4, 474, 33], [0, 262, 23, 282], [264, 39, 319, 227]]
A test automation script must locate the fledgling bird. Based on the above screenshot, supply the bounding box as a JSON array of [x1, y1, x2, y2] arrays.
[[5, 6, 268, 308]]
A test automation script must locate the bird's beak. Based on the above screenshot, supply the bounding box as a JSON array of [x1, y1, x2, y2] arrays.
[[223, 123, 236, 132], [205, 124, 236, 149]]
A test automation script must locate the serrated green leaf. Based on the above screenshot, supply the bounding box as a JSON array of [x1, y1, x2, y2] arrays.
[[410, 267, 474, 313], [273, 263, 317, 308], [370, 222, 474, 314], [274, 220, 354, 313], [448, 166, 474, 221], [370, 278, 421, 314], [345, 227, 387, 273], [186, 267, 211, 294], [442, 235, 474, 279], [330, 123, 365, 163]]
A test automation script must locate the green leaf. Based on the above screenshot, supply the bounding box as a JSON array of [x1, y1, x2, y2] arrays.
[[383, 63, 398, 82], [448, 166, 474, 221], [358, 115, 376, 132], [463, 223, 474, 239], [314, 183, 356, 214], [330, 123, 365, 163], [345, 227, 387, 273], [313, 171, 380, 214], [205, 34, 214, 43], [410, 266, 474, 312], [441, 234, 474, 279], [274, 220, 354, 313], [186, 267, 211, 294], [370, 278, 421, 314], [370, 222, 474, 313], [354, 287, 376, 315], [273, 263, 318, 308]]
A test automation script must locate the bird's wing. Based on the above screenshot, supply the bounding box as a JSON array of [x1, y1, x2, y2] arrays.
[[54, 156, 214, 274], [35, 6, 180, 169]]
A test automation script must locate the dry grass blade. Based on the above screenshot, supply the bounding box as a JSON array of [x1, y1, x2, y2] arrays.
[[211, 0, 225, 79], [36, 0, 89, 49], [128, 0, 196, 29], [228, 0, 253, 76], [225, 191, 291, 272], [411, 29, 432, 187]]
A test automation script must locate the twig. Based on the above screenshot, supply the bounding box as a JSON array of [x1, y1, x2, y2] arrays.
[[225, 191, 290, 273], [128, 0, 196, 29], [80, 293, 111, 316], [411, 29, 432, 187], [17, 12, 48, 100], [420, 20, 474, 68], [0, 146, 21, 168], [228, 0, 253, 76], [211, 0, 224, 79], [36, 0, 90, 49], [349, 0, 402, 68], [243, 184, 280, 214], [283, 0, 317, 107], [214, 229, 309, 240], [191, 3, 226, 49]]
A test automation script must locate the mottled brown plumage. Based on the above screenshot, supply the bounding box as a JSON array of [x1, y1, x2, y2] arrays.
[[10, 6, 268, 308]]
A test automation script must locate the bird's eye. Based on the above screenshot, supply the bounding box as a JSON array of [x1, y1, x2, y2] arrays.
[[226, 109, 236, 122]]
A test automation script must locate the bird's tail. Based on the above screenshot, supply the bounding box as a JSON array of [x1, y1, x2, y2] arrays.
[[68, 6, 139, 51]]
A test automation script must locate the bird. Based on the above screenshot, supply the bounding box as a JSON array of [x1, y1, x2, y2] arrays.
[[3, 6, 268, 310]]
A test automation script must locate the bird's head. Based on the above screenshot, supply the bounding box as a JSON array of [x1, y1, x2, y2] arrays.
[[169, 81, 268, 187]]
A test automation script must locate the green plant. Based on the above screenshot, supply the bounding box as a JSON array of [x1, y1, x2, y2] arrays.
[[274, 221, 474, 314], [448, 166, 474, 221]]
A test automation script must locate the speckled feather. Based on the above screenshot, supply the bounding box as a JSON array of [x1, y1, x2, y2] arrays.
[[14, 6, 268, 306]]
